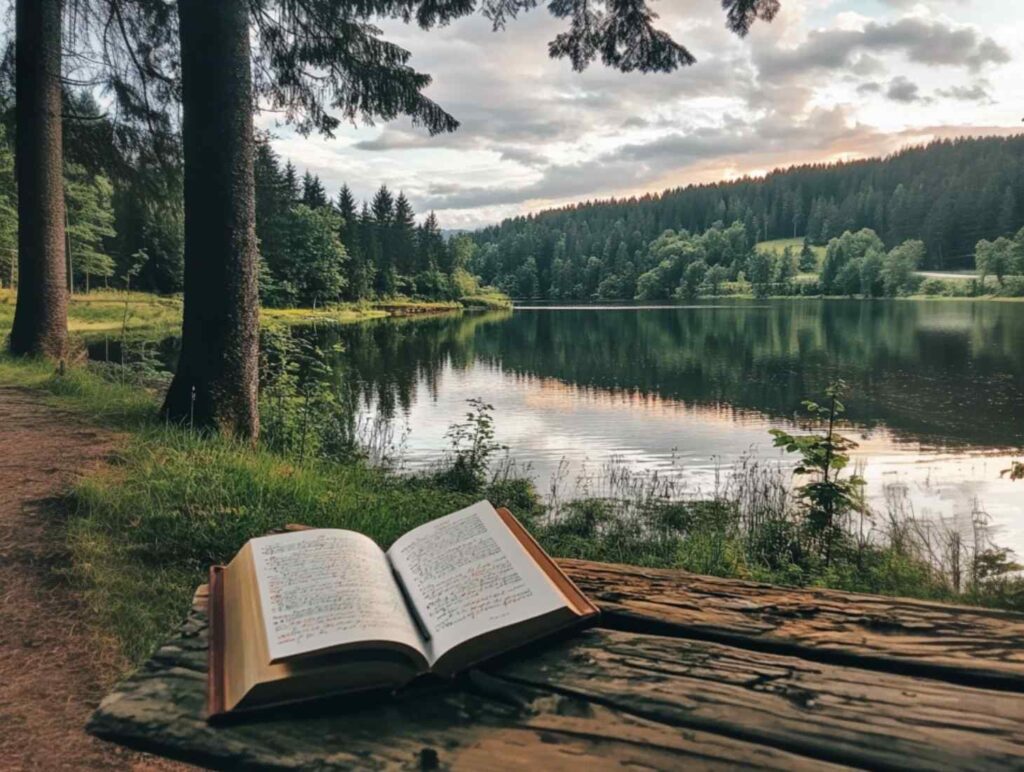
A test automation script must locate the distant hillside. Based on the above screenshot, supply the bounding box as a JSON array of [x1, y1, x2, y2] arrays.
[[469, 134, 1024, 297]]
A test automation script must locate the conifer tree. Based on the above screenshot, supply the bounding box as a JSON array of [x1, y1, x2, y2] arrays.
[[359, 201, 379, 296], [0, 127, 17, 289], [419, 211, 446, 273], [371, 185, 396, 295], [254, 138, 290, 276], [997, 186, 1018, 236], [301, 172, 329, 209], [65, 165, 117, 293], [283, 162, 300, 204], [9, 0, 68, 358], [336, 185, 358, 243], [392, 192, 417, 275]]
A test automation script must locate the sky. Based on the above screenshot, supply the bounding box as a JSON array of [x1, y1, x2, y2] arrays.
[[260, 0, 1024, 230]]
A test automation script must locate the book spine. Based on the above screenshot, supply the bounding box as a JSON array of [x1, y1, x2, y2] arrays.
[[206, 566, 227, 718]]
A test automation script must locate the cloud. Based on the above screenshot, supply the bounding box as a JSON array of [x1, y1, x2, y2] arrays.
[[267, 2, 1021, 229], [755, 17, 1010, 79], [415, 105, 874, 212], [886, 76, 924, 103], [937, 81, 992, 102]]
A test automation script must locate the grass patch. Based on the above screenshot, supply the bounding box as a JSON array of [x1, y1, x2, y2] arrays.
[[0, 288, 183, 336], [0, 355, 535, 664], [756, 237, 826, 260], [69, 427, 504, 662], [1, 288, 511, 344], [459, 292, 514, 310]]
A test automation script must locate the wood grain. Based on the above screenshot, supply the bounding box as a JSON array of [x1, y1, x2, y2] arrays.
[[559, 559, 1024, 689], [88, 584, 1024, 771], [88, 604, 843, 771]]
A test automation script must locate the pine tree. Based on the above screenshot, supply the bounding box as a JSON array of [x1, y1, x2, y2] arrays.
[[301, 172, 329, 209], [997, 186, 1017, 236], [162, 0, 260, 437], [336, 185, 370, 300], [392, 192, 417, 275], [254, 138, 291, 279], [419, 212, 446, 273], [0, 127, 17, 289], [370, 186, 395, 295], [65, 165, 117, 293], [9, 0, 68, 358], [799, 239, 817, 272], [283, 162, 300, 204], [336, 184, 358, 244]]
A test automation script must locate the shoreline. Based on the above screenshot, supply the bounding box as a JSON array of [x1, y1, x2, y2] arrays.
[[0, 288, 512, 342]]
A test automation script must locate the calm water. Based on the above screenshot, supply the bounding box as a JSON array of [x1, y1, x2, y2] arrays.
[[94, 299, 1024, 555]]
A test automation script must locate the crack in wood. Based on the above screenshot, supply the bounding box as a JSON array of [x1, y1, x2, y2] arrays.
[[599, 609, 1024, 692]]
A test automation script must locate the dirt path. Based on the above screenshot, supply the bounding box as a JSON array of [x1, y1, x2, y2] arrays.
[[0, 386, 188, 770]]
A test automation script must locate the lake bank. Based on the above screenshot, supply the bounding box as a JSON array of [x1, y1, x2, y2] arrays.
[[0, 351, 1020, 673], [0, 288, 511, 341], [299, 300, 1024, 556]]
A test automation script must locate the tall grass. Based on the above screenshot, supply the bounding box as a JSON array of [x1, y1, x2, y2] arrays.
[[537, 454, 1023, 608]]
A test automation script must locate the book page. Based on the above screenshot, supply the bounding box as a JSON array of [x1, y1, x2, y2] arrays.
[[387, 501, 567, 663], [250, 529, 426, 663]]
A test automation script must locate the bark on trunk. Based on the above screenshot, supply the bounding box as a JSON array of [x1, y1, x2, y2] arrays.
[[162, 0, 259, 439], [9, 0, 68, 359]]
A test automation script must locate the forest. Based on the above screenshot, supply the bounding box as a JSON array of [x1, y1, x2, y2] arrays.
[[0, 95, 479, 306], [470, 135, 1024, 299]]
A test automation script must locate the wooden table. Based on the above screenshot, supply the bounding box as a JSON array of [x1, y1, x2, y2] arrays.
[[88, 560, 1024, 770]]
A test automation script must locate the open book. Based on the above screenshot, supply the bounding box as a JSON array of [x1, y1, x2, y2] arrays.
[[207, 501, 599, 717]]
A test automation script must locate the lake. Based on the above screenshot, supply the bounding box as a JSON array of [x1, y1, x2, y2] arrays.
[[95, 299, 1024, 556]]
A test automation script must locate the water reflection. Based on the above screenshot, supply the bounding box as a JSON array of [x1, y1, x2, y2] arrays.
[[318, 300, 1024, 554], [87, 299, 1024, 553], [324, 300, 1024, 450]]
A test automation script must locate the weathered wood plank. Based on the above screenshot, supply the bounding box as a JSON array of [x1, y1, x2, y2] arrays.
[[494, 629, 1024, 771], [87, 604, 845, 771], [559, 559, 1024, 689], [89, 591, 1024, 771]]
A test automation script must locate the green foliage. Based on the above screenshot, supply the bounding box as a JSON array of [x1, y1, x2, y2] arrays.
[[799, 239, 818, 272], [976, 236, 1017, 287], [66, 164, 118, 291], [435, 398, 508, 493], [279, 205, 349, 306], [677, 259, 707, 300], [259, 325, 360, 462], [705, 264, 729, 296], [252, 138, 475, 305], [821, 229, 885, 293], [0, 126, 16, 289], [745, 250, 773, 297], [471, 137, 1024, 298], [770, 381, 865, 565]]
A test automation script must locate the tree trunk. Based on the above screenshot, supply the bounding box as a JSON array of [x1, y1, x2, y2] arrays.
[[9, 0, 68, 359], [162, 0, 259, 440]]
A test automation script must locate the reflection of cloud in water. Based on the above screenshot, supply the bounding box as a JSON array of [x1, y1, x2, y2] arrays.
[[365, 360, 1024, 556]]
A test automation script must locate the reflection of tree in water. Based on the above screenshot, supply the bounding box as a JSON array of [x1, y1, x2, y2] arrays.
[[300, 311, 512, 422], [269, 301, 1024, 450]]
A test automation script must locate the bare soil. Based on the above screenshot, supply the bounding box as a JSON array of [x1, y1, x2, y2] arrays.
[[0, 386, 189, 770]]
